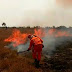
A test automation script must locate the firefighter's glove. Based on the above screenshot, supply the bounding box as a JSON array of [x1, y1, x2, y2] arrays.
[[27, 49, 30, 51], [42, 44, 44, 48]]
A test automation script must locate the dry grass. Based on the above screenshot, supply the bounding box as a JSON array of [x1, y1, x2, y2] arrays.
[[0, 27, 72, 72], [0, 28, 43, 72]]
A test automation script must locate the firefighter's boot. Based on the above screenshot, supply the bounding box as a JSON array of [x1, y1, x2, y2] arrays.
[[35, 60, 40, 68]]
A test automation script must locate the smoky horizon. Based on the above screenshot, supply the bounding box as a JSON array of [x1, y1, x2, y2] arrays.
[[0, 0, 72, 27]]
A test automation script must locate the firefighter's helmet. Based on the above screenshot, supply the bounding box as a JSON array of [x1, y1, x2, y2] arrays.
[[28, 34, 32, 38]]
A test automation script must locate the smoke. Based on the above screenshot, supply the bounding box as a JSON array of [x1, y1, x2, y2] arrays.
[[5, 41, 29, 52], [5, 28, 72, 57], [41, 28, 72, 56], [17, 42, 29, 52], [56, 0, 72, 8], [42, 35, 56, 55], [42, 36, 69, 56]]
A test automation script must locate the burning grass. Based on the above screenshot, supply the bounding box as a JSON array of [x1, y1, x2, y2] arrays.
[[0, 27, 72, 72], [0, 28, 43, 72]]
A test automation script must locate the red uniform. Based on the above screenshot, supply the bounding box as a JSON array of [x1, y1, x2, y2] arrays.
[[28, 36, 43, 61]]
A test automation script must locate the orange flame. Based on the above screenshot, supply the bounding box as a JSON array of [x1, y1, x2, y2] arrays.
[[4, 29, 45, 47], [55, 31, 72, 37], [34, 29, 45, 38], [48, 29, 56, 36], [4, 29, 28, 47], [4, 28, 72, 47], [48, 28, 72, 37]]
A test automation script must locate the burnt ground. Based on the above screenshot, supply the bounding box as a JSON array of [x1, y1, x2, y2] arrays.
[[41, 41, 72, 72], [0, 27, 72, 72]]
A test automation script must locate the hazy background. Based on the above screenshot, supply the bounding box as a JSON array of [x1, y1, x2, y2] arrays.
[[0, 0, 72, 27]]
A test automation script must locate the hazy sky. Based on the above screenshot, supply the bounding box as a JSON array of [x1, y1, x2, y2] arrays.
[[0, 0, 72, 27]]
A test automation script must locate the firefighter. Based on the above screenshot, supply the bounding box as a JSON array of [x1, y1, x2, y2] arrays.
[[27, 34, 43, 68]]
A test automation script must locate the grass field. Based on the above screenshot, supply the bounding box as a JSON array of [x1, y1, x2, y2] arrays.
[[0, 27, 72, 72]]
